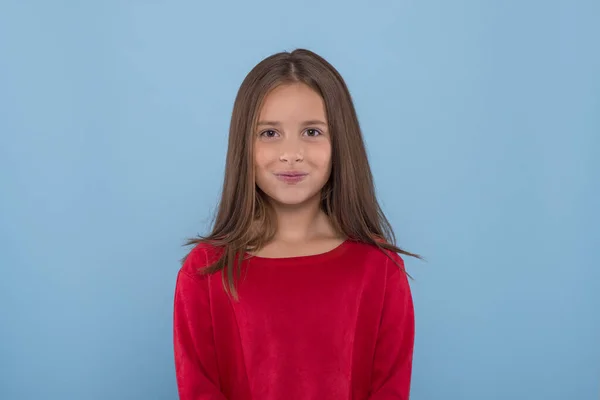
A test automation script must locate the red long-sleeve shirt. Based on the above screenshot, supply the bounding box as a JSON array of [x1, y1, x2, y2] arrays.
[[173, 239, 415, 399]]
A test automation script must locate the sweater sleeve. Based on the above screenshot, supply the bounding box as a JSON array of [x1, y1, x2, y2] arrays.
[[368, 254, 415, 399], [173, 249, 227, 400]]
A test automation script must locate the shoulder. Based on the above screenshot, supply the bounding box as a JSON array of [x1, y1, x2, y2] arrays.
[[346, 240, 406, 275], [359, 242, 412, 297], [179, 241, 224, 277], [345, 241, 412, 303], [349, 239, 405, 263]]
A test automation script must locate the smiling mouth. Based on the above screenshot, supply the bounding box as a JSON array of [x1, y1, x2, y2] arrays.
[[275, 173, 308, 184]]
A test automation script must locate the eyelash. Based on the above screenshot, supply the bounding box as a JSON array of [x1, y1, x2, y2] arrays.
[[259, 128, 323, 138]]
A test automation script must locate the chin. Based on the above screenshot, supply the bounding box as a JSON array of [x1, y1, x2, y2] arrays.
[[270, 194, 312, 206], [263, 189, 320, 207]]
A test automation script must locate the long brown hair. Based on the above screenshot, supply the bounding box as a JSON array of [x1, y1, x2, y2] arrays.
[[186, 48, 420, 300]]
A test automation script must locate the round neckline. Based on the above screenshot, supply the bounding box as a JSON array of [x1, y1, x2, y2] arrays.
[[244, 238, 352, 265]]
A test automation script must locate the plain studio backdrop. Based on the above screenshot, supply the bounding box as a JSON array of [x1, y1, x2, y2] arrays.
[[0, 1, 598, 399]]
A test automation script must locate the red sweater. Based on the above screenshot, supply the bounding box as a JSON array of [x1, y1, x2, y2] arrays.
[[173, 240, 415, 400]]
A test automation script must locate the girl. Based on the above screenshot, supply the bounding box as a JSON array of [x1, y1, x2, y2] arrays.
[[174, 49, 419, 400]]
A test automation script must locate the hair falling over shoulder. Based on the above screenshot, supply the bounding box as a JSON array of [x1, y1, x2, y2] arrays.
[[185, 48, 421, 300]]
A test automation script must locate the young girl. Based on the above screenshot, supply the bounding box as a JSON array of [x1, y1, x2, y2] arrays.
[[173, 49, 419, 400]]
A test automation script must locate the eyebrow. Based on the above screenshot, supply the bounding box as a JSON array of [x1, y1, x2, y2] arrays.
[[257, 120, 328, 127]]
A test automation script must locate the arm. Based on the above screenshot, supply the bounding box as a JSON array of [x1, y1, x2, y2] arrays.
[[173, 250, 227, 400], [368, 254, 415, 399]]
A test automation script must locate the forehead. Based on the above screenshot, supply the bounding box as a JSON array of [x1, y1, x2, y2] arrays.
[[258, 83, 327, 121]]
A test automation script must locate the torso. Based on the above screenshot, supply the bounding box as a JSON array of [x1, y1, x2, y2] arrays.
[[199, 240, 401, 399]]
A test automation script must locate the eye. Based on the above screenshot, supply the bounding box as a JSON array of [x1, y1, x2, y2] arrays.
[[304, 128, 322, 137], [259, 129, 279, 138]]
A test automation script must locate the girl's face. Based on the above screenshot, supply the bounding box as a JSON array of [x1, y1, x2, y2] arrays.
[[254, 83, 332, 207]]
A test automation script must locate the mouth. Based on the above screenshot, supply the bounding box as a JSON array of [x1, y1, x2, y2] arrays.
[[274, 172, 308, 184]]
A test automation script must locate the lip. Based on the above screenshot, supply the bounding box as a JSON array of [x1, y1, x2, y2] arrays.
[[274, 171, 308, 184]]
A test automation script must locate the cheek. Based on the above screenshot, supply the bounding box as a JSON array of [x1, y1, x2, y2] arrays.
[[253, 144, 273, 169], [311, 143, 332, 169]]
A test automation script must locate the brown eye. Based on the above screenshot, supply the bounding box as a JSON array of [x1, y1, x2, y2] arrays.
[[305, 128, 322, 137], [260, 130, 278, 138]]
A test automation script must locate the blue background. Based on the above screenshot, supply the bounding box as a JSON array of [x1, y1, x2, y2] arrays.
[[1, 1, 598, 399]]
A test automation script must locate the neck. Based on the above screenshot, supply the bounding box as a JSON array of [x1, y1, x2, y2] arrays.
[[270, 194, 334, 243]]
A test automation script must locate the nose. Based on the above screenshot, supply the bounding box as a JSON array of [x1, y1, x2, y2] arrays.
[[279, 138, 304, 163]]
